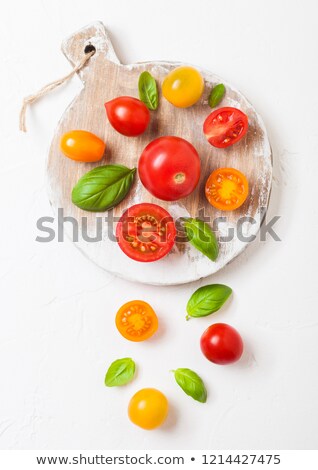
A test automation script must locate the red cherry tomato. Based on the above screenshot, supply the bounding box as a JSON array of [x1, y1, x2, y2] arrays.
[[203, 107, 248, 148], [138, 136, 201, 201], [116, 203, 176, 262], [200, 323, 243, 365], [105, 96, 150, 136]]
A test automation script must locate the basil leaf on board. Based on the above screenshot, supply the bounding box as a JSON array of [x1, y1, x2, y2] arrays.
[[186, 284, 232, 320], [173, 368, 207, 403], [105, 358, 136, 387], [138, 71, 158, 110], [208, 83, 225, 108], [183, 218, 219, 262], [72, 165, 136, 212]]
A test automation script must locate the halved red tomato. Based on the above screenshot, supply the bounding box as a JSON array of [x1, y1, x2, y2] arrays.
[[116, 203, 176, 262], [203, 107, 248, 148]]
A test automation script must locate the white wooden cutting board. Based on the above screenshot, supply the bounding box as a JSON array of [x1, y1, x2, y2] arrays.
[[47, 21, 272, 285]]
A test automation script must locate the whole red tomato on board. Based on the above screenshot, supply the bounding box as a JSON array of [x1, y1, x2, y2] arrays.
[[116, 203, 176, 262], [105, 96, 150, 136], [138, 136, 201, 201], [203, 107, 248, 148], [200, 323, 243, 365]]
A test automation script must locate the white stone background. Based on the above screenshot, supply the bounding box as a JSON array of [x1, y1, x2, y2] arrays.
[[0, 0, 318, 450]]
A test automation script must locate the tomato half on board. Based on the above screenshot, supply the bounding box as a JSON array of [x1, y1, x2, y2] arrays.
[[116, 300, 158, 342], [203, 107, 248, 148], [116, 203, 176, 262], [205, 168, 249, 211]]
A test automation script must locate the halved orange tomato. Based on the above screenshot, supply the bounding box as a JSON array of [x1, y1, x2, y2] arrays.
[[205, 168, 249, 211], [115, 300, 158, 342]]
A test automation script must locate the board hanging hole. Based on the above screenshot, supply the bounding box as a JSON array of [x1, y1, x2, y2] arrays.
[[84, 44, 96, 55]]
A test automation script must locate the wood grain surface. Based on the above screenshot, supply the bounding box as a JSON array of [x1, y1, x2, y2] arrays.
[[47, 21, 272, 285]]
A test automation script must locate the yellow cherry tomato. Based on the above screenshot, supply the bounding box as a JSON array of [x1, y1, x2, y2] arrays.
[[128, 388, 169, 430], [60, 130, 105, 162], [162, 66, 204, 108]]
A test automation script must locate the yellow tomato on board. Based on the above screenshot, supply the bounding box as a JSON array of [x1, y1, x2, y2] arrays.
[[60, 130, 105, 162], [162, 66, 204, 108], [128, 388, 169, 430]]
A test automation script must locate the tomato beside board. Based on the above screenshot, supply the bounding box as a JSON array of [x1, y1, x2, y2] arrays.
[[138, 136, 201, 201], [203, 107, 248, 148], [60, 130, 105, 162], [116, 300, 158, 342], [116, 203, 176, 262], [105, 96, 150, 136], [205, 168, 249, 211], [200, 323, 244, 365], [128, 388, 169, 430]]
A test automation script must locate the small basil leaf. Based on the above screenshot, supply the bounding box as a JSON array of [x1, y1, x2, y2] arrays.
[[186, 284, 232, 319], [208, 83, 225, 108], [173, 368, 207, 403], [183, 218, 219, 261], [105, 358, 136, 387], [72, 164, 136, 212], [138, 71, 158, 110]]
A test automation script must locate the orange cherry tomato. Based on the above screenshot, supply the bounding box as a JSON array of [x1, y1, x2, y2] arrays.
[[205, 168, 249, 211], [115, 300, 158, 342], [128, 388, 169, 430], [60, 130, 105, 162]]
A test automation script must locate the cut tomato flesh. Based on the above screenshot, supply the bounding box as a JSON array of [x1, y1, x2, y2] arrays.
[[203, 107, 248, 148], [116, 300, 158, 342], [205, 168, 249, 211], [116, 203, 176, 262]]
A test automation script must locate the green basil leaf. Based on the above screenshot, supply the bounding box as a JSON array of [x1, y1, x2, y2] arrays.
[[208, 83, 225, 108], [186, 284, 232, 319], [138, 71, 158, 110], [173, 368, 207, 403], [105, 358, 136, 387], [183, 218, 219, 261], [72, 164, 136, 212]]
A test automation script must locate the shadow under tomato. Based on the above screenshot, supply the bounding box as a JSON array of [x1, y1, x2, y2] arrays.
[[147, 311, 167, 343], [160, 399, 178, 431]]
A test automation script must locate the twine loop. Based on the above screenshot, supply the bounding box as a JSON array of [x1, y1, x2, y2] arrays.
[[19, 50, 95, 132]]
